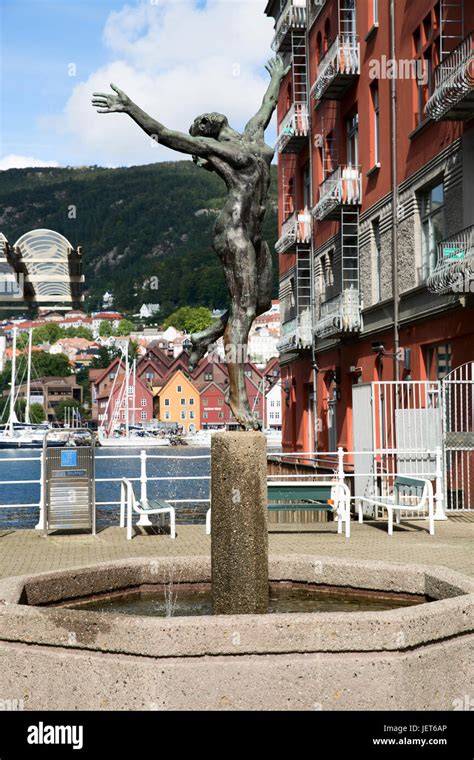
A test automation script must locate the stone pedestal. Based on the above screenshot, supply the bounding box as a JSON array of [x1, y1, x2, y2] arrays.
[[211, 431, 268, 615]]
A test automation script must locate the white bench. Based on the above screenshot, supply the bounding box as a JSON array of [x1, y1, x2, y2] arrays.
[[357, 475, 435, 535], [120, 478, 176, 540]]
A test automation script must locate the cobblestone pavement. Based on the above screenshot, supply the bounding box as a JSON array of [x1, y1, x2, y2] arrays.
[[0, 516, 472, 579]]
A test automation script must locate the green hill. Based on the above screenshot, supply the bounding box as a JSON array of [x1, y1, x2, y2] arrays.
[[0, 161, 279, 317]]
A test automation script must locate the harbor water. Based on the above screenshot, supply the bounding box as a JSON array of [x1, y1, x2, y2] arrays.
[[0, 447, 210, 529]]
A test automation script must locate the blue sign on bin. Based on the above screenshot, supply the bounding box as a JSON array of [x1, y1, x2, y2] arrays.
[[61, 450, 77, 467]]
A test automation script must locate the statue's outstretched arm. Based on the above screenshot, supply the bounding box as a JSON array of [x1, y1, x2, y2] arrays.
[[92, 84, 243, 164], [244, 56, 291, 140]]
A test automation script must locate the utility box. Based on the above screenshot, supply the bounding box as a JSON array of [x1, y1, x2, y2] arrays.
[[43, 430, 96, 535]]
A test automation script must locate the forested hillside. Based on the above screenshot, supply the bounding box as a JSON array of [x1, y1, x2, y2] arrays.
[[0, 161, 279, 317]]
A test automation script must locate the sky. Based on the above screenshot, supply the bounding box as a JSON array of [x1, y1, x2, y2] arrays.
[[0, 0, 277, 170]]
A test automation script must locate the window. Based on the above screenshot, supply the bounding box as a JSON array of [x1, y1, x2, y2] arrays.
[[180, 411, 186, 420], [180, 398, 186, 406], [371, 83, 380, 166], [373, 218, 382, 302], [204, 372, 213, 381], [420, 182, 444, 280], [245, 370, 252, 378], [141, 399, 147, 407], [128, 386, 134, 395], [177, 385, 182, 393], [276, 400, 281, 407], [203, 411, 208, 420], [203, 398, 208, 406], [189, 410, 195, 420], [218, 412, 224, 419], [122, 411, 126, 420], [426, 343, 452, 380], [164, 398, 170, 407], [347, 113, 359, 167], [270, 400, 275, 407], [189, 398, 194, 405], [141, 411, 147, 420], [303, 163, 311, 209], [218, 398, 224, 406], [413, 13, 440, 127], [145, 372, 153, 380], [165, 411, 170, 420]]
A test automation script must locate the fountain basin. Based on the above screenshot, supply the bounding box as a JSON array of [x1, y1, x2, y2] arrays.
[[0, 555, 472, 710]]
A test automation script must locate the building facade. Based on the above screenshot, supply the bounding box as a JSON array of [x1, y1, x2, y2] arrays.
[[265, 0, 474, 453]]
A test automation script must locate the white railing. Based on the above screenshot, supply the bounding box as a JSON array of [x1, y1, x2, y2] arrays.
[[427, 225, 474, 294], [271, 0, 307, 52], [275, 209, 312, 253], [425, 33, 474, 121], [0, 451, 211, 530], [0, 444, 452, 527], [277, 103, 310, 153], [315, 289, 362, 337], [311, 34, 360, 101], [312, 165, 362, 221]]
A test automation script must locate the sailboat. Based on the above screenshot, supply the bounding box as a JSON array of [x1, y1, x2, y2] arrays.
[[0, 328, 65, 449], [97, 343, 170, 447]]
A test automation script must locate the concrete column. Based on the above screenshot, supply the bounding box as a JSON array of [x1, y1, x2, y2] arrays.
[[211, 431, 268, 615]]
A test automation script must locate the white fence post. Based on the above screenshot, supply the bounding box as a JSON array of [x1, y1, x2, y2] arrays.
[[136, 449, 152, 526], [434, 445, 448, 520], [35, 449, 46, 531]]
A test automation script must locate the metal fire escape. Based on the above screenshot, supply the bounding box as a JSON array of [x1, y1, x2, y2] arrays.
[[426, 0, 474, 121]]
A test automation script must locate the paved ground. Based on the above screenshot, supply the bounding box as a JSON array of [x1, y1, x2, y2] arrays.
[[0, 515, 472, 579]]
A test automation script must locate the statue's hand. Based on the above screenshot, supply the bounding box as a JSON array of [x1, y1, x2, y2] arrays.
[[91, 83, 132, 114], [265, 55, 291, 80]]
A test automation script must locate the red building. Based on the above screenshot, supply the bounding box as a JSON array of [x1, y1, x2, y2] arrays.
[[96, 372, 154, 433], [265, 0, 474, 453]]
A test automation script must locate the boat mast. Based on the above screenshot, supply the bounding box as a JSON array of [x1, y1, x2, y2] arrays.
[[125, 341, 130, 438], [24, 328, 33, 424], [132, 357, 136, 426], [8, 327, 17, 436]]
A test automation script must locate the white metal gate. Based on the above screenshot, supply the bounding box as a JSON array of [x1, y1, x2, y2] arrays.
[[352, 383, 375, 515], [443, 362, 474, 511]]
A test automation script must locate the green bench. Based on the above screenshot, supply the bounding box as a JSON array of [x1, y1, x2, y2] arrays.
[[268, 480, 351, 537], [357, 475, 434, 535], [205, 480, 351, 537]]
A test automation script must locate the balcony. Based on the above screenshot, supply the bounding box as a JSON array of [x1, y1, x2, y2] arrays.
[[277, 103, 310, 153], [271, 0, 307, 53], [312, 166, 362, 222], [425, 33, 474, 121], [315, 289, 362, 338], [311, 35, 360, 102], [427, 225, 474, 294], [277, 310, 313, 353], [275, 210, 312, 253]]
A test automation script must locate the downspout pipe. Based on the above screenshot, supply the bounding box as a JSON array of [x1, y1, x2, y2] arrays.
[[390, 0, 400, 379], [306, 0, 319, 454]]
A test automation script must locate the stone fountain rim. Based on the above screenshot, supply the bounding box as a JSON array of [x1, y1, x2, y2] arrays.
[[0, 555, 472, 659]]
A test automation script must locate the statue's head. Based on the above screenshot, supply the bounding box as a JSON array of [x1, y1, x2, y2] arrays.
[[189, 112, 228, 138]]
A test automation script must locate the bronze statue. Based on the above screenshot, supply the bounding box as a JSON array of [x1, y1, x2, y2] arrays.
[[92, 56, 288, 429]]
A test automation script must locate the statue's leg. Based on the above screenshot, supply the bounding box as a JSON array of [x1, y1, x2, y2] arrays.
[[189, 310, 229, 371], [255, 239, 273, 317], [218, 229, 259, 430]]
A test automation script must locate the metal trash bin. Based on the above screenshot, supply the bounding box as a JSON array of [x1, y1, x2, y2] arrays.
[[43, 429, 96, 535]]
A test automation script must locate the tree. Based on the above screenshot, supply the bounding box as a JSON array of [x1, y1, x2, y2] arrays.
[[29, 403, 45, 423], [62, 326, 93, 340], [54, 398, 82, 424], [99, 321, 113, 338], [163, 306, 213, 333], [89, 346, 119, 369], [32, 323, 62, 345], [116, 318, 134, 336]]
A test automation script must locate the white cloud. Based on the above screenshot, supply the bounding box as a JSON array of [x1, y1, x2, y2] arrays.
[[0, 154, 60, 171], [41, 0, 276, 166]]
